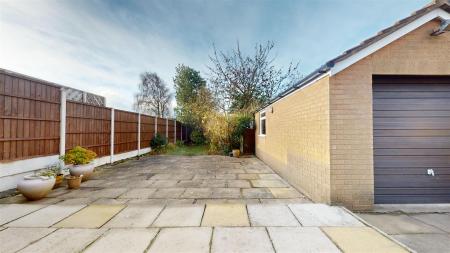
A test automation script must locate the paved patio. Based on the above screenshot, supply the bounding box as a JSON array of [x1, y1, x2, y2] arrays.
[[358, 204, 450, 253], [0, 155, 410, 252]]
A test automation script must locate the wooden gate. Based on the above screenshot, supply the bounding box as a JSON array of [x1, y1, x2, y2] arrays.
[[242, 128, 255, 155]]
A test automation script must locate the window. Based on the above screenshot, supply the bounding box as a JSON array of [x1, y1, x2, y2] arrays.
[[260, 111, 266, 136]]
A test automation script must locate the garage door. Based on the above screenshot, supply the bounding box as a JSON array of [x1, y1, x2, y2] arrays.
[[373, 75, 450, 204]]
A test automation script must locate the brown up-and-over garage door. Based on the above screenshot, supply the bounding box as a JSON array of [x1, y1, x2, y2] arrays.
[[373, 75, 450, 204]]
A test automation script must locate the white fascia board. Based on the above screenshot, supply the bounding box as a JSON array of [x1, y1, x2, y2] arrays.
[[331, 9, 450, 76], [257, 72, 330, 114]]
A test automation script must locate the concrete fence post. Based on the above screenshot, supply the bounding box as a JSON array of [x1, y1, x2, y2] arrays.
[[137, 113, 141, 155], [59, 89, 67, 162], [110, 109, 115, 163]]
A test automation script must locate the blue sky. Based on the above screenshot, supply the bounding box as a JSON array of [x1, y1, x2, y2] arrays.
[[0, 0, 429, 111]]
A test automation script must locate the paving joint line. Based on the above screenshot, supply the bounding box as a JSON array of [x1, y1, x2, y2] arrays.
[[342, 206, 416, 253]]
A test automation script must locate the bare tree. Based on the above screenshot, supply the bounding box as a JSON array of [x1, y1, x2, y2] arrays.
[[208, 41, 300, 112], [133, 72, 172, 117]]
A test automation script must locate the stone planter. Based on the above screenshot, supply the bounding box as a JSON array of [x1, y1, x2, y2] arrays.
[[17, 175, 55, 201], [69, 162, 95, 182]]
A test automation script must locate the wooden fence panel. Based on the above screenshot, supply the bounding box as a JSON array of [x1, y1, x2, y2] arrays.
[[177, 122, 182, 142], [140, 115, 155, 148], [0, 72, 60, 161], [156, 117, 166, 137], [168, 120, 174, 143], [114, 110, 138, 154], [65, 102, 111, 157]]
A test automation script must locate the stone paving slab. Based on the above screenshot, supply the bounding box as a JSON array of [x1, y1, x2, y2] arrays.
[[0, 195, 60, 205], [119, 188, 157, 199], [0, 227, 56, 253], [150, 180, 179, 188], [242, 188, 273, 198], [212, 227, 274, 253], [104, 205, 164, 228], [322, 227, 408, 253], [251, 179, 288, 188], [392, 233, 450, 253], [373, 204, 450, 213], [6, 204, 86, 227], [289, 203, 364, 227], [226, 180, 251, 188], [267, 227, 340, 253], [0, 204, 46, 225], [247, 204, 300, 227], [129, 198, 195, 205], [91, 198, 129, 205], [411, 213, 450, 233], [211, 188, 241, 198], [181, 188, 213, 198], [84, 228, 158, 253], [18, 228, 106, 253], [152, 188, 186, 198], [202, 203, 249, 227], [152, 205, 204, 227], [148, 227, 212, 253], [53, 204, 125, 228], [259, 174, 283, 180], [260, 198, 312, 204], [358, 213, 445, 234], [238, 173, 259, 180], [269, 187, 302, 198]]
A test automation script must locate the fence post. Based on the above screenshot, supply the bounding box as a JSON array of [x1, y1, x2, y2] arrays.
[[110, 109, 115, 163], [59, 89, 66, 161], [174, 120, 177, 143], [166, 118, 168, 141], [137, 113, 141, 155]]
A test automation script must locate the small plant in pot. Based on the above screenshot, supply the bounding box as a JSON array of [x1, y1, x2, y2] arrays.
[[61, 146, 97, 182], [17, 169, 56, 201], [48, 163, 67, 189]]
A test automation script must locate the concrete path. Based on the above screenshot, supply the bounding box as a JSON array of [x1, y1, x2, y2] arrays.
[[357, 204, 450, 253], [0, 156, 410, 252]]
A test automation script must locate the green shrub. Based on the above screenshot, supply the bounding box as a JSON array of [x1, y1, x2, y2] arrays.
[[176, 140, 185, 147], [190, 129, 206, 145], [151, 133, 167, 149], [230, 114, 253, 149], [61, 146, 97, 165]]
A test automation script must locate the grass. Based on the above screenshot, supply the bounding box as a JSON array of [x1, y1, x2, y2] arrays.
[[165, 144, 209, 156]]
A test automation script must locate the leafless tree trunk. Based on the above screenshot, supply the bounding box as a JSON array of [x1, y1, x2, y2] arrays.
[[133, 72, 172, 117]]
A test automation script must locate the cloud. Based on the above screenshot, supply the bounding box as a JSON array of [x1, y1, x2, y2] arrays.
[[0, 0, 429, 110]]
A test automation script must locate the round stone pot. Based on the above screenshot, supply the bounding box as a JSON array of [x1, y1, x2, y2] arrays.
[[232, 149, 240, 158], [69, 162, 95, 182], [17, 175, 56, 201]]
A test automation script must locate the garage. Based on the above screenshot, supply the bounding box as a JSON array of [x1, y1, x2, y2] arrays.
[[373, 75, 450, 204]]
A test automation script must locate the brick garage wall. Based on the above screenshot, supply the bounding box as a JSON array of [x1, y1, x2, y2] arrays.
[[329, 20, 450, 210], [255, 76, 331, 203]]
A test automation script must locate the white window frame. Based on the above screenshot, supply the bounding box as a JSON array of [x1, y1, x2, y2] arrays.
[[259, 111, 266, 137]]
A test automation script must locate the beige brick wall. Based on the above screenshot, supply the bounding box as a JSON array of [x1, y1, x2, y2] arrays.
[[255, 76, 331, 203], [329, 20, 450, 210]]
